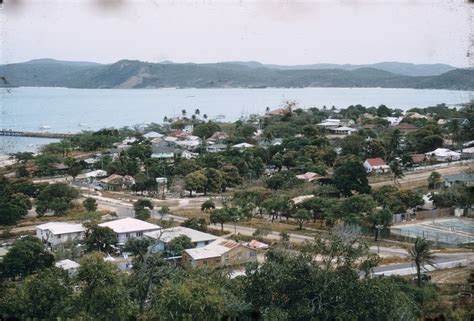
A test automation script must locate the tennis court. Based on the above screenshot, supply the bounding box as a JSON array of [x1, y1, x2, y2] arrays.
[[391, 218, 474, 245]]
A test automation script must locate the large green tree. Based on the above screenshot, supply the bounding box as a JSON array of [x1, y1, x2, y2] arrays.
[[333, 159, 370, 196], [36, 182, 79, 216], [76, 253, 133, 320], [17, 268, 73, 319], [84, 223, 118, 253], [0, 236, 54, 279]]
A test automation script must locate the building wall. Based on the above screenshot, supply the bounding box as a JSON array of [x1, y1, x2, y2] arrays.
[[221, 245, 257, 266], [116, 228, 160, 244], [36, 229, 84, 247]]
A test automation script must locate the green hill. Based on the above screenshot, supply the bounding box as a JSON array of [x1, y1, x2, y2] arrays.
[[0, 59, 472, 90]]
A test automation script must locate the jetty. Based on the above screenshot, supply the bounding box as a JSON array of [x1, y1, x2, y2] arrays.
[[0, 129, 75, 139]]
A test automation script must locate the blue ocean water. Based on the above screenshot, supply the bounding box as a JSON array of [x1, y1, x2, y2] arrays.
[[0, 86, 472, 154]]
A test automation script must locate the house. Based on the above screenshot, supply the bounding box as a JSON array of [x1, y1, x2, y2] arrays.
[[329, 126, 356, 136], [183, 124, 194, 134], [264, 108, 290, 117], [53, 163, 69, 174], [181, 150, 198, 159], [459, 147, 474, 159], [151, 145, 179, 159], [394, 123, 417, 134], [296, 172, 323, 182], [232, 142, 254, 149], [36, 222, 85, 248], [182, 238, 257, 268], [99, 174, 135, 191], [207, 131, 229, 143], [384, 116, 403, 126], [163, 136, 179, 144], [340, 119, 355, 127], [144, 131, 163, 140], [176, 139, 201, 150], [82, 157, 97, 169], [425, 148, 461, 162], [363, 158, 390, 173], [317, 119, 341, 128], [145, 227, 218, 252], [206, 143, 228, 153], [55, 259, 80, 275], [444, 173, 474, 187], [99, 217, 161, 245]]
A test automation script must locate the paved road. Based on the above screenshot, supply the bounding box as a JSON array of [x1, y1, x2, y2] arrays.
[[92, 195, 411, 257], [372, 253, 474, 276]]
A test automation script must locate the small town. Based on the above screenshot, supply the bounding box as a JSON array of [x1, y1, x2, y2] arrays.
[[1, 100, 473, 320], [1, 1, 474, 320]]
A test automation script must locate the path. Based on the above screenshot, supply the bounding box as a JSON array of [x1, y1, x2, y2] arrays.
[[371, 163, 473, 188]]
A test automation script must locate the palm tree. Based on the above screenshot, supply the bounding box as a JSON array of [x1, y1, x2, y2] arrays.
[[194, 108, 200, 116], [163, 116, 168, 123], [203, 114, 208, 120], [181, 109, 187, 117], [409, 237, 435, 287], [389, 160, 404, 184]]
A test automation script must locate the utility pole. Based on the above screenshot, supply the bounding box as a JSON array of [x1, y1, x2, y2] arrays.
[[375, 224, 384, 254]]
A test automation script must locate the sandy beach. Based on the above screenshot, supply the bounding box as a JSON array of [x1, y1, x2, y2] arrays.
[[0, 155, 16, 168]]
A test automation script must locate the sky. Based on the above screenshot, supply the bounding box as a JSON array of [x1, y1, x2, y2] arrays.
[[1, 0, 472, 67]]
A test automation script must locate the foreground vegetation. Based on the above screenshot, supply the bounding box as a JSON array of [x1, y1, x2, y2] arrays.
[[1, 232, 471, 321]]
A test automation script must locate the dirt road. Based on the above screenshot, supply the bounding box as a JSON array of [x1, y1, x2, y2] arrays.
[[371, 163, 473, 189]]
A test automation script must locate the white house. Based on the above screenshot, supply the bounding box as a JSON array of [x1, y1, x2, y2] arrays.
[[384, 116, 403, 126], [232, 142, 254, 149], [36, 222, 85, 247], [183, 124, 194, 134], [363, 158, 390, 173], [317, 119, 340, 128], [206, 143, 227, 153], [99, 217, 161, 245], [329, 126, 357, 136], [176, 139, 201, 150], [145, 227, 218, 252], [144, 131, 163, 140], [181, 150, 199, 159], [55, 259, 80, 275], [425, 148, 461, 162]]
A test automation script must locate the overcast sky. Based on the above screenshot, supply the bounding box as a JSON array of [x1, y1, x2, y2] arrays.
[[2, 0, 472, 67]]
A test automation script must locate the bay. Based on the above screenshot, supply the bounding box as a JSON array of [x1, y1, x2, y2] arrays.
[[0, 86, 472, 154]]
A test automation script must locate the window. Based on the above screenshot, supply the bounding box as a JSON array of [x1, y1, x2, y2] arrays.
[[236, 252, 242, 261], [250, 251, 257, 257], [203, 260, 208, 266], [126, 233, 130, 239], [137, 232, 143, 237], [224, 254, 229, 265]]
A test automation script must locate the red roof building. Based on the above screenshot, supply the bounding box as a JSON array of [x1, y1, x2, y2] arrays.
[[265, 108, 289, 117], [394, 123, 417, 133], [363, 158, 390, 173]]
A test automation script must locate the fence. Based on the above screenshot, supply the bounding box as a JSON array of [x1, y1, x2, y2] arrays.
[[415, 208, 453, 220], [390, 227, 473, 246], [406, 159, 474, 172]]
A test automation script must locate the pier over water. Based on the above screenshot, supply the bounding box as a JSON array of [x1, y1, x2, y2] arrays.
[[0, 130, 74, 139]]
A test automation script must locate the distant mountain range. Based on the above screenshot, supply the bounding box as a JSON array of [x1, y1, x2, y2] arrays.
[[1, 58, 473, 90]]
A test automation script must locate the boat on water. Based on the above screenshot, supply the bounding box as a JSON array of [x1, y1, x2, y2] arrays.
[[78, 123, 88, 127], [39, 125, 51, 130]]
